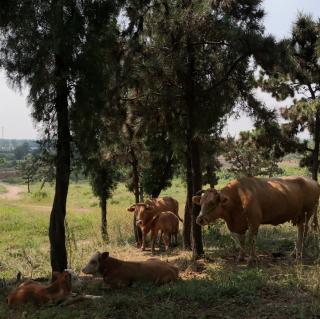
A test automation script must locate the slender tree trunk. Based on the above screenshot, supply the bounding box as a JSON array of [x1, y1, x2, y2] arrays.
[[130, 148, 140, 203], [183, 153, 192, 250], [206, 165, 216, 188], [130, 147, 142, 245], [185, 37, 204, 259], [40, 179, 46, 191], [100, 197, 108, 241], [312, 108, 320, 181], [139, 184, 144, 202], [190, 139, 204, 258], [27, 177, 30, 193], [129, 148, 142, 244], [49, 53, 70, 272]]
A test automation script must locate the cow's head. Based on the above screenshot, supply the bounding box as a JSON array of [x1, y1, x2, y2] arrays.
[[127, 202, 154, 226], [192, 189, 229, 226], [82, 251, 109, 275]]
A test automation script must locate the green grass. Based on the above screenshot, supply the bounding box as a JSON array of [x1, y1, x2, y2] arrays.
[[0, 185, 6, 193], [1, 165, 320, 318]]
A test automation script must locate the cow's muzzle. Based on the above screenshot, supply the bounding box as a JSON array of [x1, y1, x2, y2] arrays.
[[196, 215, 208, 226], [136, 220, 143, 226]]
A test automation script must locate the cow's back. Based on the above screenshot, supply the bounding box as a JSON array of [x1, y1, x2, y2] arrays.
[[152, 196, 179, 215], [236, 176, 320, 225], [156, 211, 179, 233]]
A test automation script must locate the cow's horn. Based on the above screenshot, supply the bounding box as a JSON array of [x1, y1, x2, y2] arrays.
[[196, 190, 205, 196]]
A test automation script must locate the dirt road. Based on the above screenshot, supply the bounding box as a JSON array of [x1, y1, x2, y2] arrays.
[[0, 184, 23, 200]]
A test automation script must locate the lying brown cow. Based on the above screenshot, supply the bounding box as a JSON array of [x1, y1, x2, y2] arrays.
[[140, 211, 181, 254], [7, 271, 72, 307], [127, 196, 181, 250], [82, 251, 179, 287], [193, 176, 320, 265]]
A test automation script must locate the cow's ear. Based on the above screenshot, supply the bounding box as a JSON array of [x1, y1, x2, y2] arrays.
[[51, 271, 60, 283], [100, 252, 109, 261], [192, 196, 201, 205], [220, 194, 229, 206], [127, 205, 136, 212]]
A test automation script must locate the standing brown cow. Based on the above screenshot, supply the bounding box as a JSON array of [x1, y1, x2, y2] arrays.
[[140, 211, 181, 254], [127, 196, 181, 250], [192, 176, 320, 265]]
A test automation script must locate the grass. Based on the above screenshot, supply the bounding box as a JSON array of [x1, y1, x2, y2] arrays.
[[1, 165, 320, 318], [0, 185, 7, 194]]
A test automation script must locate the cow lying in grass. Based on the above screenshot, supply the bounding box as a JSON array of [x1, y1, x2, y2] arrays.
[[7, 271, 72, 307], [127, 197, 182, 250], [6, 269, 101, 307], [193, 176, 320, 265], [82, 251, 179, 288], [138, 211, 182, 254]]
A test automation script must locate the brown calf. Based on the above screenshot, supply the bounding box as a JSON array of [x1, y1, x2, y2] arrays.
[[6, 271, 72, 307], [140, 211, 181, 254], [82, 251, 179, 288]]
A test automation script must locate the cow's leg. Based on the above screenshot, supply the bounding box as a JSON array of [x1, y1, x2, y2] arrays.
[[141, 231, 147, 251], [137, 226, 143, 248], [247, 225, 259, 266], [151, 229, 158, 255], [158, 231, 164, 249], [231, 232, 246, 262], [174, 233, 178, 246], [296, 221, 309, 258], [164, 233, 170, 251]]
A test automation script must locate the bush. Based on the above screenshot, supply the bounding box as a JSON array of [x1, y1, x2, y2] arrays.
[[32, 191, 48, 200]]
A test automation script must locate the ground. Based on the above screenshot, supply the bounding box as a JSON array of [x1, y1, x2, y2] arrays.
[[1, 165, 320, 318]]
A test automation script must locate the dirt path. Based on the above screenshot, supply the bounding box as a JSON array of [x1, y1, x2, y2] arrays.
[[0, 183, 24, 200]]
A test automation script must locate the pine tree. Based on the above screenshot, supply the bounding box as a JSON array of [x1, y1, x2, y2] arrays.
[[0, 0, 123, 271], [259, 14, 320, 180]]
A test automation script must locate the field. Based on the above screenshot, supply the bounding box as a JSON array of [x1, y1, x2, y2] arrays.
[[1, 165, 320, 318]]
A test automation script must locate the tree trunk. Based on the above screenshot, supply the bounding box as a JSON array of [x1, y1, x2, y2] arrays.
[[312, 108, 320, 181], [129, 148, 142, 244], [183, 153, 192, 250], [185, 37, 204, 259], [139, 184, 144, 202], [49, 53, 70, 272], [40, 179, 46, 191], [27, 177, 30, 193], [206, 165, 216, 188], [100, 197, 108, 242], [190, 139, 204, 259]]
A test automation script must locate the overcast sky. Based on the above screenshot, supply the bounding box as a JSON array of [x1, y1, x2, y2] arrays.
[[0, 0, 319, 139]]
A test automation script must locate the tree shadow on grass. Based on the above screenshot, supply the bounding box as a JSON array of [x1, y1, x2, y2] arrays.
[[2, 262, 320, 319]]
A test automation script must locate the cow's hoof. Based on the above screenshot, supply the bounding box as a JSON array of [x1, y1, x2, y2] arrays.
[[247, 256, 258, 267], [290, 249, 296, 258], [290, 250, 302, 259], [236, 255, 246, 263]]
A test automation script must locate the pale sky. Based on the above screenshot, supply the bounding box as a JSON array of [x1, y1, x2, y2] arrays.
[[0, 0, 319, 139]]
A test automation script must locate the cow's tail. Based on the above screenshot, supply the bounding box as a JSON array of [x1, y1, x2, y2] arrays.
[[312, 198, 319, 232], [177, 215, 183, 223]]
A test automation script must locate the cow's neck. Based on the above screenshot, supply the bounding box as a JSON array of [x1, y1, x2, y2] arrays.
[[220, 212, 235, 232], [100, 257, 122, 275], [143, 214, 158, 233], [219, 188, 238, 233], [45, 278, 69, 295]]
